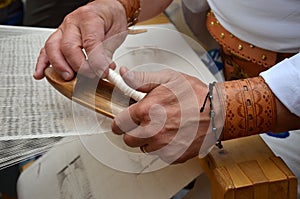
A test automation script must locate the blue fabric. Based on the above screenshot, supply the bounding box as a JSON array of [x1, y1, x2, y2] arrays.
[[0, 0, 23, 25], [266, 132, 290, 139]]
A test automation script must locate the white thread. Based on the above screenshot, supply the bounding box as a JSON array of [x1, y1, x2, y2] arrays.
[[108, 69, 146, 101]]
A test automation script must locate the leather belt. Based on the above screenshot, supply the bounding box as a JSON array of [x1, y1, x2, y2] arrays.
[[206, 11, 295, 80]]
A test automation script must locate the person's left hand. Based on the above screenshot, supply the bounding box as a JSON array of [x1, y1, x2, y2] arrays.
[[111, 67, 211, 164], [33, 0, 128, 81]]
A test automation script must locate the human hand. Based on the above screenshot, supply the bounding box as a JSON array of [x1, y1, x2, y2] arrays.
[[111, 67, 213, 164], [34, 0, 128, 81]]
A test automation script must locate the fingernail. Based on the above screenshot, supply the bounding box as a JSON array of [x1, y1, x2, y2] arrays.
[[62, 72, 71, 80]]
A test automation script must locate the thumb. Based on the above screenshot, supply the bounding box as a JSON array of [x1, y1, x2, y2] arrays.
[[119, 67, 174, 93]]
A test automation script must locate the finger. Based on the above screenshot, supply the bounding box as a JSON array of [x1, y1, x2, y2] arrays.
[[87, 44, 113, 78], [135, 137, 169, 154], [111, 105, 140, 135], [80, 11, 105, 53], [100, 62, 117, 79], [119, 67, 176, 92], [112, 95, 165, 135], [140, 145, 148, 153], [119, 66, 159, 92], [84, 28, 127, 78], [44, 29, 74, 80], [122, 120, 161, 148], [123, 132, 148, 148], [79, 13, 112, 78], [59, 21, 95, 78], [139, 143, 160, 154], [115, 104, 167, 149], [34, 47, 50, 80]]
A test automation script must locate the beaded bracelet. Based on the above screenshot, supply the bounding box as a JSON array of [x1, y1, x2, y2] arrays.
[[200, 82, 223, 149]]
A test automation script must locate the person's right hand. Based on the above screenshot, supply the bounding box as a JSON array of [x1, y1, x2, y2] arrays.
[[111, 67, 215, 164], [34, 0, 128, 81]]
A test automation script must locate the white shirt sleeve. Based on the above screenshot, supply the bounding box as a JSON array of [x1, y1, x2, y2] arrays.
[[260, 53, 300, 117]]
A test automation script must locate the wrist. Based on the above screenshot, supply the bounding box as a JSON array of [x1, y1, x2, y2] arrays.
[[115, 0, 141, 26], [272, 95, 300, 133], [216, 76, 277, 141], [200, 82, 225, 150], [87, 0, 140, 27]]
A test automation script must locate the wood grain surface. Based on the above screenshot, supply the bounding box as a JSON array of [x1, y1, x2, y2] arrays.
[[199, 135, 297, 199], [45, 67, 135, 119]]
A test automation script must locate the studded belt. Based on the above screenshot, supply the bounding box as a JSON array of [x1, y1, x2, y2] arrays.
[[206, 11, 295, 80]]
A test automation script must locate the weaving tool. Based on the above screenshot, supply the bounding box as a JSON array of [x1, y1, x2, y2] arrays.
[[45, 67, 145, 119]]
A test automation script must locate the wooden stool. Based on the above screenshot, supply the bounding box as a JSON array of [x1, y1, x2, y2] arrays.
[[199, 135, 297, 199]]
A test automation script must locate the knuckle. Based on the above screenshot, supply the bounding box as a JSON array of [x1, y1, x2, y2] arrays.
[[51, 62, 65, 72], [44, 39, 55, 51], [39, 47, 46, 55], [123, 135, 136, 147], [63, 15, 71, 24], [160, 122, 180, 135], [135, 104, 151, 121], [111, 121, 122, 135], [60, 40, 75, 53], [82, 33, 98, 48], [189, 76, 200, 85], [75, 6, 91, 16], [62, 14, 75, 26], [143, 128, 157, 138]]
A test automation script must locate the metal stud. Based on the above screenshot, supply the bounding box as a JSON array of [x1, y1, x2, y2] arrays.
[[249, 44, 254, 48], [238, 44, 243, 50], [220, 33, 225, 39], [262, 55, 267, 60], [210, 21, 214, 26], [230, 34, 234, 38]]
